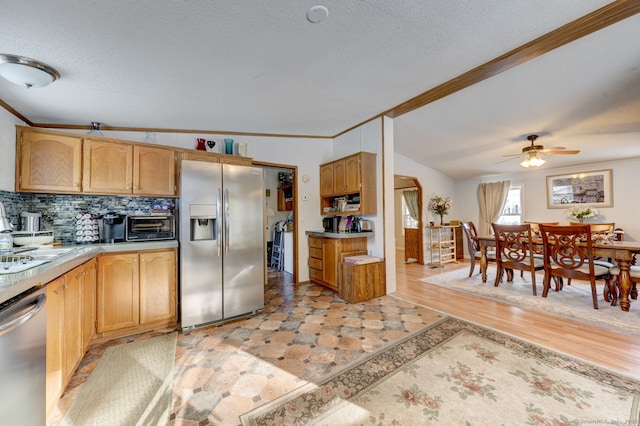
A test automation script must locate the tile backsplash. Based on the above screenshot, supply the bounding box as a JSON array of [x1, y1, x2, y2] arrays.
[[0, 191, 175, 244]]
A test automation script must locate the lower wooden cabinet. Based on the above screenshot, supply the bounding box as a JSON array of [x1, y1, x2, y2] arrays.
[[308, 235, 368, 292], [340, 260, 386, 303], [96, 248, 177, 341], [46, 259, 96, 416]]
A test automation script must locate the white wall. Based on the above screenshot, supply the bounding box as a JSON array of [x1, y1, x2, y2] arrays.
[[0, 108, 26, 191], [455, 158, 640, 242], [0, 124, 333, 283]]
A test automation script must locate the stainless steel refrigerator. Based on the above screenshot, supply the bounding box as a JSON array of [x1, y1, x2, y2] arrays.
[[179, 160, 265, 332]]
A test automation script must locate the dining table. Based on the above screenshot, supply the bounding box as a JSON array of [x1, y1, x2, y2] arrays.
[[474, 235, 640, 312]]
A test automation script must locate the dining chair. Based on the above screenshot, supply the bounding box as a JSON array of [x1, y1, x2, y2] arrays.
[[538, 224, 613, 309], [461, 221, 496, 277], [523, 221, 559, 237], [492, 223, 543, 295], [567, 222, 616, 285]]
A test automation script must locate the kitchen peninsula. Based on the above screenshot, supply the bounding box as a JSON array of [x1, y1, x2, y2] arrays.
[[306, 230, 383, 302]]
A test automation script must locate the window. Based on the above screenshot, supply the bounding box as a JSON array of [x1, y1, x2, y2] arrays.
[[402, 196, 419, 229], [496, 184, 522, 225]]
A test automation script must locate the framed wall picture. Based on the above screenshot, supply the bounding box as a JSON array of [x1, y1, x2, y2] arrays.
[[546, 169, 612, 208]]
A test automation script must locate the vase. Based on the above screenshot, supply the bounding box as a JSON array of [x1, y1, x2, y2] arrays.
[[439, 214, 445, 226], [196, 138, 206, 151], [224, 139, 234, 155]]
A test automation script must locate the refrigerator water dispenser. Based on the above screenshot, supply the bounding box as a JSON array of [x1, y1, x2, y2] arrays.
[[189, 204, 216, 241]]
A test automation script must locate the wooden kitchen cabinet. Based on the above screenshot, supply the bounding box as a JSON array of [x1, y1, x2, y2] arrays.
[[46, 259, 95, 416], [307, 235, 368, 292], [319, 152, 377, 216], [319, 163, 334, 197], [80, 258, 97, 351], [16, 127, 82, 193], [83, 139, 134, 194], [341, 259, 386, 303], [96, 248, 177, 341], [83, 140, 177, 196], [139, 249, 177, 325]]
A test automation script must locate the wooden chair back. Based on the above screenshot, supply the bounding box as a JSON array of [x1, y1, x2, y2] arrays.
[[538, 224, 608, 309], [491, 223, 541, 294]]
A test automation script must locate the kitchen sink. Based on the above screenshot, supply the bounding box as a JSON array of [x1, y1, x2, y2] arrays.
[[28, 247, 77, 260]]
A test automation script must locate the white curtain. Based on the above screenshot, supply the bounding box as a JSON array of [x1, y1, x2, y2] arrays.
[[402, 190, 419, 224], [477, 181, 510, 236]]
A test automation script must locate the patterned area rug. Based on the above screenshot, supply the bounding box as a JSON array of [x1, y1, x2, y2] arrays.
[[61, 332, 177, 426], [418, 268, 640, 335], [240, 317, 640, 425]]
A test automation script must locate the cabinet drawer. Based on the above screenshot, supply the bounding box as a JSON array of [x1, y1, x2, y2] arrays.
[[309, 267, 323, 281], [309, 237, 322, 249], [308, 257, 323, 270], [309, 247, 323, 259]]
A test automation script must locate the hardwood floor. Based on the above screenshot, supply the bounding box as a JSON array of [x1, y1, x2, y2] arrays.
[[393, 253, 640, 377]]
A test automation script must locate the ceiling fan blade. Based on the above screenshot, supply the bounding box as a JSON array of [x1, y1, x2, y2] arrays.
[[541, 149, 580, 155], [495, 156, 522, 165], [501, 153, 525, 158]]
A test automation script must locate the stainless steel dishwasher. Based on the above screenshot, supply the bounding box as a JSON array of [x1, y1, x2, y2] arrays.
[[0, 285, 47, 425]]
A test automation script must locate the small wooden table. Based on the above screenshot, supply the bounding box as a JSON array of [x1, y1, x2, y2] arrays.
[[474, 235, 640, 312]]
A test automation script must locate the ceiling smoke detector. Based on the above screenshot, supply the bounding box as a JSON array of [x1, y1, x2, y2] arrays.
[[307, 5, 329, 23]]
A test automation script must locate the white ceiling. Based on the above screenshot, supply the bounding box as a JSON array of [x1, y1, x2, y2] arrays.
[[1, 1, 639, 179]]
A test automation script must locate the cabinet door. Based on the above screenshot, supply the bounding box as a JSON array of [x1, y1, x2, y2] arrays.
[[63, 268, 83, 383], [81, 259, 97, 351], [139, 250, 177, 325], [83, 139, 133, 194], [333, 159, 347, 194], [322, 238, 339, 290], [319, 163, 334, 197], [133, 145, 176, 196], [97, 253, 139, 332], [18, 130, 82, 193], [344, 155, 361, 193], [46, 276, 65, 416]]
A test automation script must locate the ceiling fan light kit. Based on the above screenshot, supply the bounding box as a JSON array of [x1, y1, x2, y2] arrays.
[[0, 54, 60, 88], [505, 134, 579, 168]]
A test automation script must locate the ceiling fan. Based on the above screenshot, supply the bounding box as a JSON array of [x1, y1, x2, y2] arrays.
[[503, 134, 580, 168]]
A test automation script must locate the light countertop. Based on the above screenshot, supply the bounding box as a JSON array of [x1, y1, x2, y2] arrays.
[[1, 240, 179, 305], [305, 230, 374, 239]]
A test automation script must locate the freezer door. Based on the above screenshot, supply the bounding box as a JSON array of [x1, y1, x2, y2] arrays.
[[222, 164, 265, 318], [179, 160, 223, 329]]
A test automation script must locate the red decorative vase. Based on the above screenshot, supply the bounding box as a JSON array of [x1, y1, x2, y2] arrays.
[[196, 138, 206, 151]]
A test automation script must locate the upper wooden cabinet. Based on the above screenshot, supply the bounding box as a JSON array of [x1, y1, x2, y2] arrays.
[[319, 152, 377, 216], [83, 140, 176, 196], [83, 139, 134, 194], [16, 126, 178, 196], [17, 127, 82, 193]]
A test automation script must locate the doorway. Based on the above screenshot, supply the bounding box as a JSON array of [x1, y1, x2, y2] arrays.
[[394, 175, 424, 265], [254, 161, 298, 283]]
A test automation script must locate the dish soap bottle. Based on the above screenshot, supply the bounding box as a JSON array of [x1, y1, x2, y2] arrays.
[[0, 232, 13, 255]]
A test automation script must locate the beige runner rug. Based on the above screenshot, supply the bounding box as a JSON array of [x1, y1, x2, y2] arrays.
[[61, 332, 177, 426], [241, 317, 640, 425]]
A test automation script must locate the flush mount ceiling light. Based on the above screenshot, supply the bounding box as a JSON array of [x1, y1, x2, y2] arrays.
[[520, 152, 545, 168], [0, 54, 60, 88]]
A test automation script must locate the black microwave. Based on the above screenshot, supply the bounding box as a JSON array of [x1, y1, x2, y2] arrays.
[[126, 215, 175, 241]]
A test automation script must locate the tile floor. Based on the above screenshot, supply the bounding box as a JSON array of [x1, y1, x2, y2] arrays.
[[48, 268, 443, 426]]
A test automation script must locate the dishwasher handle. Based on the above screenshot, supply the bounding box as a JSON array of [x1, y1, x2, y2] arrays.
[[0, 294, 46, 337]]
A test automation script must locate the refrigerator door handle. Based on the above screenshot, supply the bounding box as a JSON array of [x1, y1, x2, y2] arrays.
[[224, 188, 230, 255], [216, 188, 222, 256]]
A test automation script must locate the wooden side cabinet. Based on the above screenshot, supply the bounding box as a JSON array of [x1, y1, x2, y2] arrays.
[[340, 260, 386, 303], [17, 127, 82, 193], [307, 235, 368, 292]]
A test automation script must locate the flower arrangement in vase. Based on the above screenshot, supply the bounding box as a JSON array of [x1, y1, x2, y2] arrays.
[[427, 194, 453, 225], [566, 205, 599, 223]]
